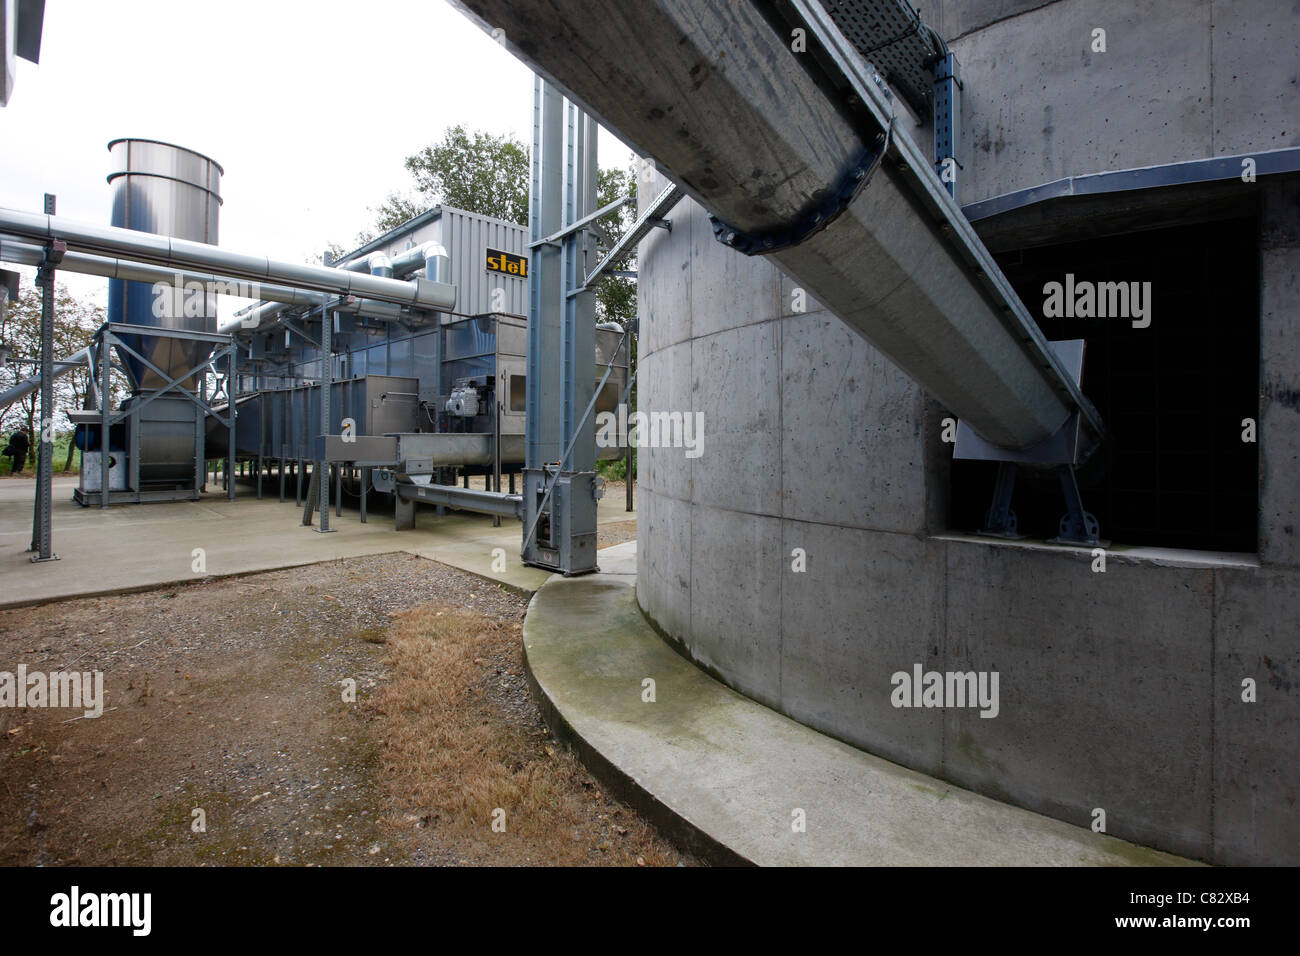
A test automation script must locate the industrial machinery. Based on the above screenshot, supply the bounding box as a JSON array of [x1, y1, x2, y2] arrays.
[[206, 206, 629, 532], [72, 139, 233, 506], [0, 145, 626, 545]]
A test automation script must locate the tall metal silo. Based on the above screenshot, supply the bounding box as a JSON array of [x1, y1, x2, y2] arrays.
[[105, 138, 223, 488], [106, 138, 223, 392]]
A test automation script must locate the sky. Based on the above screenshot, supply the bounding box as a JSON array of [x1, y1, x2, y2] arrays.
[[1, 0, 632, 316]]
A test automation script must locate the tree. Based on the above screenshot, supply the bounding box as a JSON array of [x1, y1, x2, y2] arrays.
[[593, 165, 638, 328], [360, 126, 529, 244], [0, 277, 107, 471]]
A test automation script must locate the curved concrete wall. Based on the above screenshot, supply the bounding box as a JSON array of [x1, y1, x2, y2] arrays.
[[635, 0, 1300, 864]]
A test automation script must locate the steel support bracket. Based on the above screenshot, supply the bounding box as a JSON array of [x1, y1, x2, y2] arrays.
[[710, 126, 891, 256], [932, 51, 963, 199], [36, 238, 65, 281]]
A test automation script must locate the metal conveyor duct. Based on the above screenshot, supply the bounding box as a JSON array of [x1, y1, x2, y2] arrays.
[[449, 0, 1101, 451]]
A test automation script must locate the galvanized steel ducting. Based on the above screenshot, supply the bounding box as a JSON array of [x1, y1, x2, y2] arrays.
[[448, 0, 1100, 451]]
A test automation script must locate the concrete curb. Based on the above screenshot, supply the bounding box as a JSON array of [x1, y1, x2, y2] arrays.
[[521, 545, 1198, 867], [521, 630, 752, 866]]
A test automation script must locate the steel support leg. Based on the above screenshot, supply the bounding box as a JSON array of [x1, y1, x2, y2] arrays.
[[981, 461, 1019, 538], [493, 398, 502, 528], [1051, 464, 1101, 546], [227, 347, 236, 502], [316, 300, 333, 532], [359, 466, 368, 523], [302, 466, 318, 526], [31, 197, 61, 561], [625, 443, 634, 512], [395, 492, 415, 531], [100, 331, 111, 509]]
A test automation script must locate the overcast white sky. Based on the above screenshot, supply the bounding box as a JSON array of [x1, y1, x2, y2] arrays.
[[2, 0, 632, 314]]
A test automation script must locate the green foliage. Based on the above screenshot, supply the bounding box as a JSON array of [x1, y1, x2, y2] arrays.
[[362, 196, 426, 245], [593, 165, 638, 328], [407, 126, 530, 224], [359, 126, 529, 246], [597, 454, 633, 483], [0, 279, 108, 468]]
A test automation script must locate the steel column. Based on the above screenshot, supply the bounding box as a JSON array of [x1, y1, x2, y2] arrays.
[[525, 76, 564, 471], [226, 345, 236, 501], [30, 193, 59, 561], [522, 78, 602, 574], [99, 332, 111, 508], [315, 298, 333, 532]]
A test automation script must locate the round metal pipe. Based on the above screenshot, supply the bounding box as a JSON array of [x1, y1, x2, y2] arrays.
[[0, 206, 457, 312], [0, 236, 410, 330], [232, 241, 449, 333], [0, 347, 91, 410]]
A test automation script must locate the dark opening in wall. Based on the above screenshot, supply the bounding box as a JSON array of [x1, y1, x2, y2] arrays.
[[949, 216, 1260, 552]]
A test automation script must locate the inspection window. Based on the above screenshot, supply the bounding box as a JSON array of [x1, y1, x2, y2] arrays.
[[949, 216, 1260, 553]]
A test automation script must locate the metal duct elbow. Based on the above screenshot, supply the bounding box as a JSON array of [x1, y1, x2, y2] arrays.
[[338, 252, 394, 277], [347, 244, 455, 310], [387, 241, 446, 279], [391, 241, 455, 311], [422, 243, 451, 286]]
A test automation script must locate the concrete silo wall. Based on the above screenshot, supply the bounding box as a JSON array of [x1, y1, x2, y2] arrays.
[[634, 0, 1300, 864]]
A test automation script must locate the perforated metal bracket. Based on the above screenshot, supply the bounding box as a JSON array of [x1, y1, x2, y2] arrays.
[[709, 125, 891, 257], [932, 51, 962, 199]]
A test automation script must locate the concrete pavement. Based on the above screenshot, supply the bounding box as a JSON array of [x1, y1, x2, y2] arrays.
[[0, 475, 632, 608]]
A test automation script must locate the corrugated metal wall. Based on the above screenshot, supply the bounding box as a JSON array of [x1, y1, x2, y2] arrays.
[[359, 205, 529, 319], [440, 207, 529, 318]]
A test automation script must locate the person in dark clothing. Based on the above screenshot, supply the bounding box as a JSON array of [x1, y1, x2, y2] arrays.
[[4, 427, 30, 474]]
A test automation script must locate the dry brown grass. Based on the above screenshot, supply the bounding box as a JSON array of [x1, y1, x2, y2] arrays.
[[371, 605, 689, 866]]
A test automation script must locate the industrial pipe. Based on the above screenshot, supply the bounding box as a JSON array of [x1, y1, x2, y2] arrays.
[[449, 0, 1099, 450], [0, 235, 411, 332], [228, 242, 451, 334], [393, 478, 524, 520], [0, 347, 91, 411], [0, 206, 457, 314], [340, 242, 450, 282]]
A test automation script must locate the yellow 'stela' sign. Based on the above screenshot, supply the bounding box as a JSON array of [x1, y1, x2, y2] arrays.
[[486, 248, 528, 278]]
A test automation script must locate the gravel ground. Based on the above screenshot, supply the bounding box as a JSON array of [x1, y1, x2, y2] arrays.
[[0, 552, 688, 866]]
